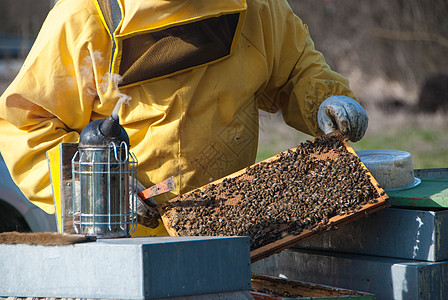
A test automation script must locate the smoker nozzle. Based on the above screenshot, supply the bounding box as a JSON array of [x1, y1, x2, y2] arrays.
[[79, 114, 130, 147], [100, 114, 121, 138]]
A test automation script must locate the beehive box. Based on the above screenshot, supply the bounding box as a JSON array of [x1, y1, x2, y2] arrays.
[[251, 273, 375, 300], [296, 207, 448, 262], [0, 237, 251, 299], [158, 132, 389, 262]]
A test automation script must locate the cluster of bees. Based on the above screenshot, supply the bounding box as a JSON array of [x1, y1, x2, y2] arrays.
[[162, 134, 380, 250], [254, 288, 302, 298]]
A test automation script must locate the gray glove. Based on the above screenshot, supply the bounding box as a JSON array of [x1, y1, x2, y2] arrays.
[[317, 96, 368, 142], [131, 179, 160, 229]]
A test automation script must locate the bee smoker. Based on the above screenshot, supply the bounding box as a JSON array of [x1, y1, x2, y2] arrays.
[[71, 114, 138, 238]]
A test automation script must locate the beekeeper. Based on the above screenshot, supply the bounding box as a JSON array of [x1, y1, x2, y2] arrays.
[[0, 0, 367, 235]]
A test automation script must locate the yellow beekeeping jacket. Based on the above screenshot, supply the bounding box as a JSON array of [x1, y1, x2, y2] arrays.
[[0, 0, 356, 235]]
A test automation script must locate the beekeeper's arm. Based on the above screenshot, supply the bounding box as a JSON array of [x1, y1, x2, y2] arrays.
[[0, 2, 110, 214], [255, 0, 367, 141]]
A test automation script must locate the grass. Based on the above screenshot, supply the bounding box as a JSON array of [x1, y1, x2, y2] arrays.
[[351, 125, 448, 169]]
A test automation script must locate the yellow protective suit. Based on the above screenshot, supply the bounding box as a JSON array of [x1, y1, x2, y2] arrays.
[[0, 0, 357, 236]]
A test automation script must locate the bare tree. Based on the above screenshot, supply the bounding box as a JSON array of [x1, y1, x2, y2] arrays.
[[288, 0, 448, 94]]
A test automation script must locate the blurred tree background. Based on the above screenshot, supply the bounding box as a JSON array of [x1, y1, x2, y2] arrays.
[[289, 0, 448, 107], [1, 0, 447, 167], [292, 0, 448, 85], [0, 0, 51, 91], [0, 0, 50, 38]]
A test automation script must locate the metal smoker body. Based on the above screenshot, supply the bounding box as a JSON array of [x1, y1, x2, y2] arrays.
[[71, 115, 137, 238]]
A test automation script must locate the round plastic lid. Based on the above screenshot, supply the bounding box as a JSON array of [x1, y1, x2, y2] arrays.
[[356, 150, 421, 191]]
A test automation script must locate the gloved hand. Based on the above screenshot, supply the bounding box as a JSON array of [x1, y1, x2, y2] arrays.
[[131, 179, 161, 229], [317, 96, 368, 142]]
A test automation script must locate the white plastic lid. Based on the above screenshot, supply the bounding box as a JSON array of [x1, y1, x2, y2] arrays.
[[356, 150, 421, 191]]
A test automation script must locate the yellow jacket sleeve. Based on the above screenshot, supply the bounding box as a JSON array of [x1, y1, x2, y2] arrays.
[[248, 0, 357, 137], [0, 0, 111, 213]]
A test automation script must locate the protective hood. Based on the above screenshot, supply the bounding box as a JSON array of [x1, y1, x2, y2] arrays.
[[95, 0, 247, 87]]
